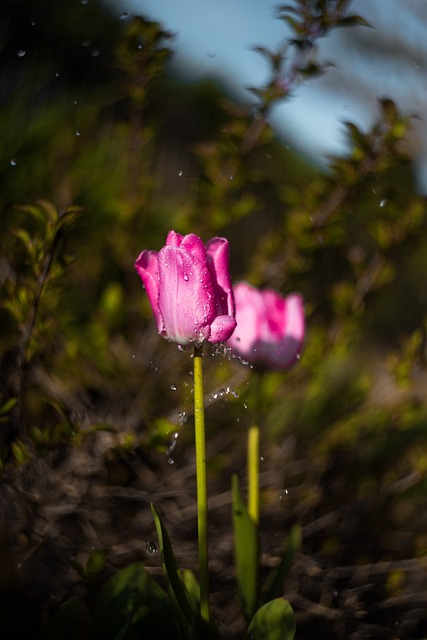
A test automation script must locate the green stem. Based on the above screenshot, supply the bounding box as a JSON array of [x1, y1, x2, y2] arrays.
[[193, 345, 210, 622], [247, 425, 260, 524]]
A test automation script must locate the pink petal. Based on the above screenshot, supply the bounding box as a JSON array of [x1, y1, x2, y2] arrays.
[[166, 230, 184, 247], [226, 283, 263, 357], [277, 293, 305, 364], [135, 250, 165, 335], [206, 237, 235, 316], [209, 315, 237, 343], [227, 283, 305, 370], [158, 235, 216, 345], [263, 292, 305, 368]]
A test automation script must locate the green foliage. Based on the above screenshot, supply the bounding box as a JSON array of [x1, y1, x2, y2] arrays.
[[92, 563, 178, 640], [151, 505, 219, 639], [245, 598, 296, 640], [277, 0, 370, 44]]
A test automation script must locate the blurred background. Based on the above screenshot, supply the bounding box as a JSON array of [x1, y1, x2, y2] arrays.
[[1, 1, 427, 638], [120, 0, 427, 192]]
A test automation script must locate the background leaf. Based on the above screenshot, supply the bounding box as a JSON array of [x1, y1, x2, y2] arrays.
[[232, 474, 259, 621]]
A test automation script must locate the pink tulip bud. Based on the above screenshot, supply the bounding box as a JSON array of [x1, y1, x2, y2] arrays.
[[226, 282, 305, 370], [135, 230, 237, 347]]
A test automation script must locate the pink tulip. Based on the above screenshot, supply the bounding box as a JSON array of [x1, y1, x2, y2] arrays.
[[226, 282, 305, 370], [135, 230, 237, 347]]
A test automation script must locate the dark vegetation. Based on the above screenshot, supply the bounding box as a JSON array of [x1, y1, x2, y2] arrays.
[[1, 0, 427, 638]]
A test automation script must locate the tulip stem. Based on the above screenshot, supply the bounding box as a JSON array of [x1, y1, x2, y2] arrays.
[[193, 345, 210, 622], [247, 425, 260, 524]]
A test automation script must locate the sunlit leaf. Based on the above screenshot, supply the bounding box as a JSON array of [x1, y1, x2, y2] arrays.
[[232, 474, 259, 621], [245, 598, 296, 640]]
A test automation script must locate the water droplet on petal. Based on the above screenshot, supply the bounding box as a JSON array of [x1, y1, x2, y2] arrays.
[[183, 273, 189, 281]]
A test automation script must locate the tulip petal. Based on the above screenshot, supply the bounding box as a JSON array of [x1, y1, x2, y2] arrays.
[[206, 237, 235, 316], [136, 231, 236, 347], [227, 283, 263, 357], [226, 283, 305, 370], [209, 315, 237, 343], [275, 293, 305, 366], [135, 250, 165, 335], [166, 230, 184, 247], [158, 234, 216, 345]]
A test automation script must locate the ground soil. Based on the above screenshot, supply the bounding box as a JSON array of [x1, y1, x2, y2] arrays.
[[2, 423, 427, 640]]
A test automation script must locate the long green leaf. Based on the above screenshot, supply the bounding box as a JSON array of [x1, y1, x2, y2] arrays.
[[151, 504, 198, 638], [261, 523, 301, 605], [245, 598, 296, 640], [232, 474, 259, 620], [151, 504, 220, 640]]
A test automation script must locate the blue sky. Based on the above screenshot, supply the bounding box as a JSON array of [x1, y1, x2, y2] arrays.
[[107, 0, 427, 192]]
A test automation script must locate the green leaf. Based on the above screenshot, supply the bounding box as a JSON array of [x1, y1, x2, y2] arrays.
[[43, 597, 91, 640], [337, 15, 371, 29], [0, 397, 17, 415], [151, 504, 198, 637], [245, 599, 296, 640], [93, 562, 178, 640], [150, 504, 219, 640], [85, 548, 110, 580], [11, 439, 31, 464], [232, 474, 259, 621], [261, 523, 301, 605], [13, 228, 32, 249], [181, 568, 200, 608], [81, 423, 118, 436]]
